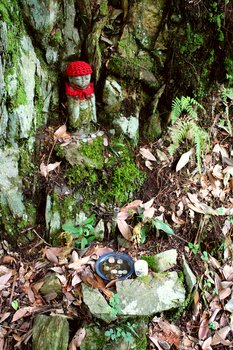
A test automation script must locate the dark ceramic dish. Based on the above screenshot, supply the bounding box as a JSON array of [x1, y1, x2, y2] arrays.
[[95, 252, 134, 281]]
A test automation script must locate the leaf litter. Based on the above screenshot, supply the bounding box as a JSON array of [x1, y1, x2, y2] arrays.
[[1, 124, 233, 349]]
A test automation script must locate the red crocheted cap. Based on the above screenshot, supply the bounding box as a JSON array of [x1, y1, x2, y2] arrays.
[[66, 61, 93, 77]]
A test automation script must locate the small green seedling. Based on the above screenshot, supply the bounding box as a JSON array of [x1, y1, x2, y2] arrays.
[[105, 322, 138, 345], [109, 293, 122, 318], [201, 251, 209, 261], [11, 300, 19, 310], [188, 242, 200, 255], [62, 214, 96, 249]]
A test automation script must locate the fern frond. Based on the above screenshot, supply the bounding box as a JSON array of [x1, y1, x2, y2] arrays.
[[171, 96, 205, 124], [169, 120, 191, 155], [189, 122, 210, 172]]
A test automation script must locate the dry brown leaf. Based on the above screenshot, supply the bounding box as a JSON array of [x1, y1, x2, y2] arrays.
[[45, 248, 59, 264], [145, 160, 153, 170], [93, 247, 114, 256], [176, 149, 193, 172], [11, 306, 35, 322], [223, 166, 233, 176], [198, 318, 209, 341], [187, 192, 200, 205], [2, 255, 17, 264], [223, 265, 233, 280], [0, 312, 11, 323], [140, 198, 155, 210], [202, 336, 213, 350], [212, 326, 232, 346], [0, 272, 12, 290], [69, 328, 86, 350], [219, 287, 231, 300], [40, 161, 61, 178], [139, 147, 156, 161], [149, 336, 164, 350], [68, 256, 90, 270], [171, 212, 186, 225], [54, 124, 71, 141], [117, 211, 132, 221], [156, 149, 170, 163], [143, 207, 155, 219], [121, 200, 143, 211], [116, 219, 132, 241]]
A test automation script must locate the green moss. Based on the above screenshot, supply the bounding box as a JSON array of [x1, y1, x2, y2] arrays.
[[136, 275, 151, 284], [79, 138, 105, 169], [141, 255, 159, 272], [99, 0, 108, 16]]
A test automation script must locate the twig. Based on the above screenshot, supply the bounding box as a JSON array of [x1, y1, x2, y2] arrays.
[[9, 274, 17, 306], [32, 229, 52, 247]]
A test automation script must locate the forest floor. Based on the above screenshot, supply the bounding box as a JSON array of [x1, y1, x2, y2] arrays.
[[0, 108, 233, 349]]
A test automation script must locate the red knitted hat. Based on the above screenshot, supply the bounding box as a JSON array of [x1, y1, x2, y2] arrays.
[[66, 61, 93, 77]]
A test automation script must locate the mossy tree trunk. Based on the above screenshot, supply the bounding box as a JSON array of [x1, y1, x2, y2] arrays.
[[0, 0, 232, 244]]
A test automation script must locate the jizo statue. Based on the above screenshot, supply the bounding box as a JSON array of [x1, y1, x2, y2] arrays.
[[65, 61, 97, 133]]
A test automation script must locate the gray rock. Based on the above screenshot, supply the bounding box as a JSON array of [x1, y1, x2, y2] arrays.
[[103, 78, 123, 113], [182, 256, 197, 292], [116, 272, 185, 316], [113, 114, 139, 144], [0, 148, 25, 217], [32, 315, 69, 350], [82, 284, 117, 323], [94, 219, 105, 241], [154, 249, 177, 272], [39, 273, 62, 296], [141, 249, 177, 273]]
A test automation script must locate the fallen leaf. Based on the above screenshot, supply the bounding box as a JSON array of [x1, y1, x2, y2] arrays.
[[11, 307, 34, 322], [176, 149, 193, 172], [69, 328, 86, 349], [149, 336, 164, 350], [0, 272, 12, 290], [219, 287, 231, 300], [202, 336, 213, 350], [45, 248, 59, 264], [116, 219, 132, 241], [139, 147, 156, 161], [171, 212, 186, 224], [68, 256, 90, 270], [156, 149, 169, 163], [2, 255, 17, 264], [198, 318, 209, 340], [140, 198, 155, 210], [143, 207, 155, 219], [40, 161, 61, 178], [54, 124, 71, 141], [121, 200, 143, 211], [93, 247, 114, 256], [145, 160, 153, 170]]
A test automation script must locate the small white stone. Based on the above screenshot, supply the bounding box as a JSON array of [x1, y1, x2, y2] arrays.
[[134, 260, 148, 276]]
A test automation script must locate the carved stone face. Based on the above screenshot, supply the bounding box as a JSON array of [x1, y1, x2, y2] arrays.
[[69, 74, 91, 89]]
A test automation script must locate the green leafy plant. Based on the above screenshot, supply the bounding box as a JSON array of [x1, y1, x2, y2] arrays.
[[62, 214, 96, 249], [220, 87, 233, 136], [105, 322, 138, 345], [11, 300, 19, 310], [169, 96, 210, 172], [201, 251, 209, 261], [116, 198, 174, 245], [109, 293, 122, 318], [188, 242, 200, 255]]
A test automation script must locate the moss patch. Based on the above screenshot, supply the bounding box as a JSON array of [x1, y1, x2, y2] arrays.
[[141, 255, 159, 272]]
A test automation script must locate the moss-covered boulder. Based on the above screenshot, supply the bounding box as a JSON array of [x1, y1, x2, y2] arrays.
[[32, 315, 69, 350]]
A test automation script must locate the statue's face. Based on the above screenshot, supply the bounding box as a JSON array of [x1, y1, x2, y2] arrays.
[[69, 74, 91, 89]]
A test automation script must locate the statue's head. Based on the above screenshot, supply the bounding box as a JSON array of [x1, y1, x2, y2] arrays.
[[66, 61, 93, 90]]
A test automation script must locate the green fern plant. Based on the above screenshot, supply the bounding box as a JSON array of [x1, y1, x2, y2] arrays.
[[169, 96, 209, 172]]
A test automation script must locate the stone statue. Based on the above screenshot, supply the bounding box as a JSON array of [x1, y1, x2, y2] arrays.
[[65, 61, 97, 133]]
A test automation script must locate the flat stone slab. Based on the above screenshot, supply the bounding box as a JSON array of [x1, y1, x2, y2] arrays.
[[116, 272, 185, 316], [82, 284, 117, 323], [32, 315, 69, 350]]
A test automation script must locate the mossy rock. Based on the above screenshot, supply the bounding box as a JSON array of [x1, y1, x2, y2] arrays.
[[32, 315, 69, 350]]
